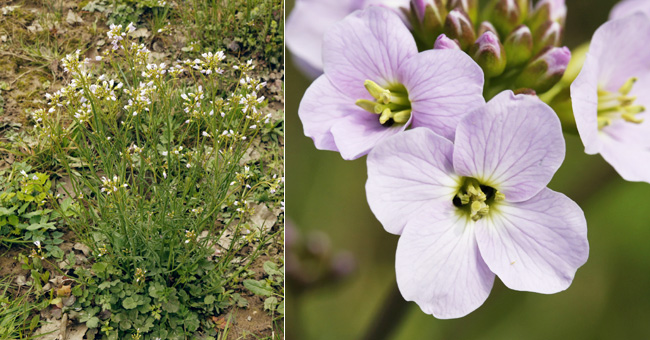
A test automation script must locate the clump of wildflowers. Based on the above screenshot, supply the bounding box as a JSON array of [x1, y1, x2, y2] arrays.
[[100, 175, 128, 195]]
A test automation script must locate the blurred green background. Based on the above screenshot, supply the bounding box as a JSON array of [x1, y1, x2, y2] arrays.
[[286, 0, 650, 339]]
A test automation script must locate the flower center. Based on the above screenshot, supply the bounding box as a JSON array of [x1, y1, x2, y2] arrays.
[[453, 178, 505, 221], [597, 77, 645, 129], [356, 80, 412, 127]]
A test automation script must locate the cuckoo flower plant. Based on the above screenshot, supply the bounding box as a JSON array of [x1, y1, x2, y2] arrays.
[[571, 13, 650, 183], [366, 91, 589, 318], [298, 6, 485, 160], [287, 0, 409, 77]]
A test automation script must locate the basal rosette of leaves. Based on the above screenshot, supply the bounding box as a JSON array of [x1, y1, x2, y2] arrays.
[[28, 23, 284, 339]]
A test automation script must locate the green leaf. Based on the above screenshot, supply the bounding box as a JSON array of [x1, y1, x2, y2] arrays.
[[204, 295, 215, 305], [243, 279, 273, 297], [122, 297, 138, 309], [92, 262, 108, 274], [263, 261, 282, 276], [0, 206, 16, 215], [22, 209, 51, 218], [29, 314, 40, 330], [263, 297, 278, 311], [8, 215, 18, 226], [86, 316, 100, 328], [277, 300, 284, 315], [26, 222, 56, 230], [231, 293, 248, 308]]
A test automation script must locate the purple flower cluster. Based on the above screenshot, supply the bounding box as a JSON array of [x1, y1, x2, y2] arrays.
[[289, 0, 650, 319]]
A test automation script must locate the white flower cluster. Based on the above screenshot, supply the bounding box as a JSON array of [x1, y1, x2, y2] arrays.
[[233, 59, 255, 73], [90, 75, 123, 102], [185, 51, 226, 75], [123, 81, 156, 116], [107, 22, 136, 50], [141, 62, 167, 80], [181, 86, 205, 120], [100, 175, 128, 195]]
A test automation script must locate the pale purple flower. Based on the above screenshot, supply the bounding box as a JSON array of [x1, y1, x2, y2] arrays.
[[571, 13, 650, 183], [286, 0, 409, 77], [535, 0, 567, 25], [298, 7, 485, 160], [366, 91, 588, 318], [610, 0, 650, 19]]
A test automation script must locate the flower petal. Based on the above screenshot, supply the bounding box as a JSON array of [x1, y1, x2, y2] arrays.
[[323, 6, 418, 100], [610, 0, 650, 20], [286, 0, 359, 76], [366, 128, 459, 234], [399, 50, 485, 140], [396, 208, 495, 319], [330, 108, 407, 160], [586, 13, 650, 92], [476, 188, 588, 294], [453, 91, 565, 202], [571, 56, 601, 154], [298, 75, 359, 152], [599, 135, 650, 183]]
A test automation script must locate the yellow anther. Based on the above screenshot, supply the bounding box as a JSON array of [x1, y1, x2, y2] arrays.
[[495, 192, 506, 201], [358, 79, 411, 126], [379, 108, 392, 125], [392, 110, 412, 124], [597, 77, 645, 129], [355, 99, 377, 113], [470, 201, 489, 221], [619, 77, 638, 95], [622, 113, 644, 124], [364, 80, 390, 101]]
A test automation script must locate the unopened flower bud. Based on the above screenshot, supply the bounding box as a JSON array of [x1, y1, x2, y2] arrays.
[[537, 0, 566, 25], [515, 46, 571, 93], [447, 0, 478, 24], [477, 21, 498, 36], [490, 0, 522, 37], [444, 8, 476, 50], [529, 0, 566, 32], [470, 31, 506, 78], [434, 34, 461, 49], [410, 0, 448, 48], [534, 21, 562, 54], [504, 25, 533, 68], [516, 0, 530, 21]]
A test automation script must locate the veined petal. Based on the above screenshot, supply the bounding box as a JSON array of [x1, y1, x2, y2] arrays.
[[396, 208, 495, 319], [400, 50, 485, 141], [330, 109, 407, 160], [286, 0, 360, 75], [366, 128, 459, 235], [298, 75, 358, 151], [323, 6, 418, 100], [453, 91, 565, 202], [586, 13, 650, 91], [476, 188, 588, 294]]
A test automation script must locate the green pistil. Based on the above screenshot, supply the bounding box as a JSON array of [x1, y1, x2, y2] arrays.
[[355, 80, 412, 126], [454, 178, 504, 221], [597, 77, 645, 129]]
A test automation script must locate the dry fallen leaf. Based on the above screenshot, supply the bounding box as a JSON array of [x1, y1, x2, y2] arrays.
[[211, 315, 228, 330], [65, 10, 83, 25]]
